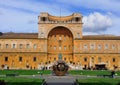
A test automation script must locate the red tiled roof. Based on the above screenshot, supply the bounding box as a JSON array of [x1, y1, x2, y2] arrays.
[[0, 33, 120, 40], [0, 33, 38, 39]]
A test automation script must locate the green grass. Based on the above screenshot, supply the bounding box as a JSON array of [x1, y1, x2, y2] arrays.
[[0, 70, 51, 75], [0, 77, 44, 85], [0, 70, 120, 76], [77, 78, 120, 85], [69, 70, 120, 76]]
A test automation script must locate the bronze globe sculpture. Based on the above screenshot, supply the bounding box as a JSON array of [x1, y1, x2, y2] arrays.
[[52, 60, 69, 76]]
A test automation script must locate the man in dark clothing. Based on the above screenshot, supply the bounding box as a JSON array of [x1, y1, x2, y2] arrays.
[[111, 71, 115, 78]]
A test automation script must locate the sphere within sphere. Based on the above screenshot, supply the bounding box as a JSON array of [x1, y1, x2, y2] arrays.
[[53, 60, 69, 76]]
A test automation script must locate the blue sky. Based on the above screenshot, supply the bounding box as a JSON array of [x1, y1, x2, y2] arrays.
[[0, 0, 120, 35]]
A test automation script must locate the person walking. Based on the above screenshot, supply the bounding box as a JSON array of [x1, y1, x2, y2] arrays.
[[111, 70, 115, 78]]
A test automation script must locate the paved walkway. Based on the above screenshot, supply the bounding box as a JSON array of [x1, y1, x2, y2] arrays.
[[43, 76, 76, 85]]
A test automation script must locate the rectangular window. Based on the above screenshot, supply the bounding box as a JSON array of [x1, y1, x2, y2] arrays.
[[54, 35, 56, 40], [54, 58, 56, 60], [26, 44, 30, 49], [84, 57, 87, 62], [64, 46, 66, 50], [112, 45, 115, 50], [34, 44, 37, 49], [19, 57, 22, 62], [19, 44, 23, 49], [105, 44, 108, 50], [59, 35, 62, 40], [98, 45, 101, 50], [59, 46, 62, 50], [77, 33, 80, 38], [6, 44, 8, 48], [98, 57, 101, 63], [90, 44, 94, 50], [54, 46, 56, 50], [12, 44, 16, 49], [33, 57, 36, 62], [64, 58, 66, 61], [64, 35, 66, 40], [5, 57, 8, 62], [113, 58, 115, 62], [84, 45, 88, 49]]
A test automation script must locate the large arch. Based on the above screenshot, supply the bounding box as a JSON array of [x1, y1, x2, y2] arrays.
[[47, 26, 73, 64], [48, 26, 73, 38]]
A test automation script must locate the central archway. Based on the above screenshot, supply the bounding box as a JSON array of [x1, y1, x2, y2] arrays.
[[47, 26, 73, 64]]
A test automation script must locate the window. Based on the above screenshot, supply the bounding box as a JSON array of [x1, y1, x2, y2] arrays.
[[6, 44, 8, 48], [54, 35, 56, 40], [34, 44, 37, 49], [84, 57, 87, 62], [19, 44, 23, 49], [5, 57, 8, 62], [113, 58, 115, 62], [12, 44, 15, 49], [98, 45, 101, 50], [26, 44, 30, 49], [59, 35, 62, 40], [33, 57, 36, 62], [84, 45, 88, 50], [48, 61, 51, 64], [112, 45, 115, 50], [59, 46, 62, 50], [64, 46, 66, 50], [19, 57, 22, 62], [98, 57, 101, 63], [54, 46, 56, 50], [64, 58, 66, 61], [54, 58, 56, 60], [91, 57, 94, 62], [64, 35, 66, 40], [75, 17, 80, 22], [105, 44, 108, 50], [77, 33, 80, 38], [90, 44, 94, 50], [41, 17, 46, 21]]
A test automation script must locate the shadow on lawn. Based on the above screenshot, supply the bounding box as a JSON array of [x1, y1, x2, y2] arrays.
[[7, 82, 42, 85], [0, 81, 42, 85]]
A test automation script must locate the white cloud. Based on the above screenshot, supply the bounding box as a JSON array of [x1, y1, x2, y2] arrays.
[[83, 32, 99, 35], [83, 12, 112, 32]]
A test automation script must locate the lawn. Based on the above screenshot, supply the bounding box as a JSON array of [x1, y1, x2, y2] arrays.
[[77, 78, 120, 85], [69, 70, 120, 76], [0, 70, 51, 75], [0, 77, 44, 85], [0, 70, 120, 76]]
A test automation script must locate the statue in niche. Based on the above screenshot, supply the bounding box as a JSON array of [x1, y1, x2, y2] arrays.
[[58, 53, 62, 60]]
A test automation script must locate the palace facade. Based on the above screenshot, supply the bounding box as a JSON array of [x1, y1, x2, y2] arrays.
[[0, 12, 120, 70]]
